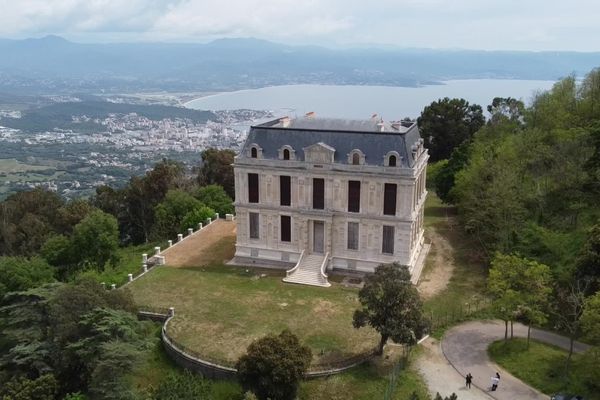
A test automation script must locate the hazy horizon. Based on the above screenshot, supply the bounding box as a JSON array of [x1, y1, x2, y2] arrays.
[[2, 0, 600, 52]]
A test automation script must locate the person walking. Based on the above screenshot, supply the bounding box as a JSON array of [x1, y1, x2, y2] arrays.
[[465, 373, 473, 389], [490, 375, 499, 391]]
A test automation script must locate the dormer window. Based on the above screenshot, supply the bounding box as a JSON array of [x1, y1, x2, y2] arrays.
[[247, 143, 263, 159], [278, 145, 296, 161], [384, 151, 401, 167], [347, 149, 365, 165]]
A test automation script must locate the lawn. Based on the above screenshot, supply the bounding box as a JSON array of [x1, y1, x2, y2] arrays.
[[488, 338, 599, 399], [128, 244, 379, 368]]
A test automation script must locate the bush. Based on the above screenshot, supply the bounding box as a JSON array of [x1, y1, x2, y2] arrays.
[[182, 205, 216, 230], [150, 370, 212, 400], [236, 330, 312, 400]]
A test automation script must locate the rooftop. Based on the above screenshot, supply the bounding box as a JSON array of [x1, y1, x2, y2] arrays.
[[257, 115, 416, 134]]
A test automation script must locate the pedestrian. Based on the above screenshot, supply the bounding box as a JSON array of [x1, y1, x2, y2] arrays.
[[491, 375, 499, 391], [465, 372, 473, 389]]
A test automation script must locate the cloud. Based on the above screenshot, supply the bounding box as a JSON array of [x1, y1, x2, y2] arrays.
[[0, 0, 598, 51]]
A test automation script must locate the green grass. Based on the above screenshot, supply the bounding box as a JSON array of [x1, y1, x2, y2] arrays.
[[488, 338, 599, 399], [422, 194, 491, 327], [129, 261, 379, 368], [129, 334, 429, 400], [79, 242, 160, 286]]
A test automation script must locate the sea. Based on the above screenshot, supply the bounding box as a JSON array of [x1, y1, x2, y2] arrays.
[[185, 79, 556, 120]]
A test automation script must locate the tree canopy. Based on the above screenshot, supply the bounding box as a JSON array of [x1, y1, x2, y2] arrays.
[[418, 97, 485, 162], [236, 330, 312, 400], [353, 263, 426, 355]]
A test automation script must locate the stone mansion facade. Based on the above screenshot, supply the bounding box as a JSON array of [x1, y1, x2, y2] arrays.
[[231, 116, 428, 284]]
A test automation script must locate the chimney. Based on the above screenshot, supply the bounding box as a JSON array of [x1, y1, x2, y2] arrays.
[[376, 121, 385, 132], [280, 116, 291, 128], [305, 111, 316, 119]]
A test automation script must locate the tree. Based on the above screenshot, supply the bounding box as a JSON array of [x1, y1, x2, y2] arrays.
[[150, 370, 212, 400], [353, 263, 427, 355], [0, 257, 55, 301], [181, 205, 215, 231], [71, 210, 119, 271], [0, 188, 64, 256], [552, 279, 589, 372], [195, 184, 234, 216], [236, 330, 312, 400], [488, 253, 552, 345], [197, 149, 235, 199], [575, 224, 600, 294], [487, 97, 525, 126], [418, 97, 485, 161], [0, 373, 58, 400], [581, 290, 600, 345], [152, 190, 203, 240], [434, 141, 471, 203]]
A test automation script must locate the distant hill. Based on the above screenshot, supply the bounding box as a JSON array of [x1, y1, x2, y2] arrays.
[[0, 36, 599, 94], [0, 100, 217, 133]]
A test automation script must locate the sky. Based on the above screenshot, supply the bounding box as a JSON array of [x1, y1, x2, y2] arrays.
[[1, 0, 599, 51]]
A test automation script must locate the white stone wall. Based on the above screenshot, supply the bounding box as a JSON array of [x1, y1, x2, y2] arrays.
[[233, 153, 428, 273]]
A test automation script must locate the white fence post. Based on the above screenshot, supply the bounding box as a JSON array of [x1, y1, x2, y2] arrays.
[[177, 234, 183, 242], [128, 273, 133, 282]]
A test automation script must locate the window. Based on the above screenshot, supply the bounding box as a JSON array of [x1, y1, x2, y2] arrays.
[[251, 147, 258, 158], [382, 225, 395, 254], [347, 222, 359, 250], [280, 176, 291, 206], [283, 149, 290, 160], [352, 153, 360, 165], [383, 183, 397, 216], [348, 180, 361, 212], [281, 215, 291, 242], [388, 155, 397, 167], [249, 212, 259, 239], [248, 173, 259, 203], [313, 178, 324, 210]]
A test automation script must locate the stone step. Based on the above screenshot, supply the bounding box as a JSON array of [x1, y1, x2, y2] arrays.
[[282, 252, 331, 288]]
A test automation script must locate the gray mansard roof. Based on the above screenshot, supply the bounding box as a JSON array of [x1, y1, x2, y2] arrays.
[[239, 117, 423, 167]]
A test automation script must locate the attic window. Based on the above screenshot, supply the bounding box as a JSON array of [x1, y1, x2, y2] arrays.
[[384, 151, 401, 167], [348, 149, 365, 165], [248, 143, 263, 159], [278, 145, 296, 161]]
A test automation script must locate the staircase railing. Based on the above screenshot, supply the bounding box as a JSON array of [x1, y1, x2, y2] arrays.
[[286, 250, 305, 277], [320, 252, 329, 280]]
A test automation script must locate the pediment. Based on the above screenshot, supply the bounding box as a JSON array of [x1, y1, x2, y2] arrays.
[[303, 142, 335, 163]]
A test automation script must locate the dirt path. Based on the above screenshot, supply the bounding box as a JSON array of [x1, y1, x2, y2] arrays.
[[417, 227, 455, 300], [160, 219, 237, 267]]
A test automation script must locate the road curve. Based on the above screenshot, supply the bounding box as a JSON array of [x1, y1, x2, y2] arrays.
[[441, 320, 590, 400]]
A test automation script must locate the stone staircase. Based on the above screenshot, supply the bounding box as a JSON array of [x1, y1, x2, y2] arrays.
[[283, 252, 331, 287]]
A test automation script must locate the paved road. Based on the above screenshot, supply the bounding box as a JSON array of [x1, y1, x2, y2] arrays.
[[441, 320, 590, 400]]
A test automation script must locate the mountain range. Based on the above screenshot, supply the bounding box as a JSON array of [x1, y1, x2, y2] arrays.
[[1, 35, 599, 94]]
